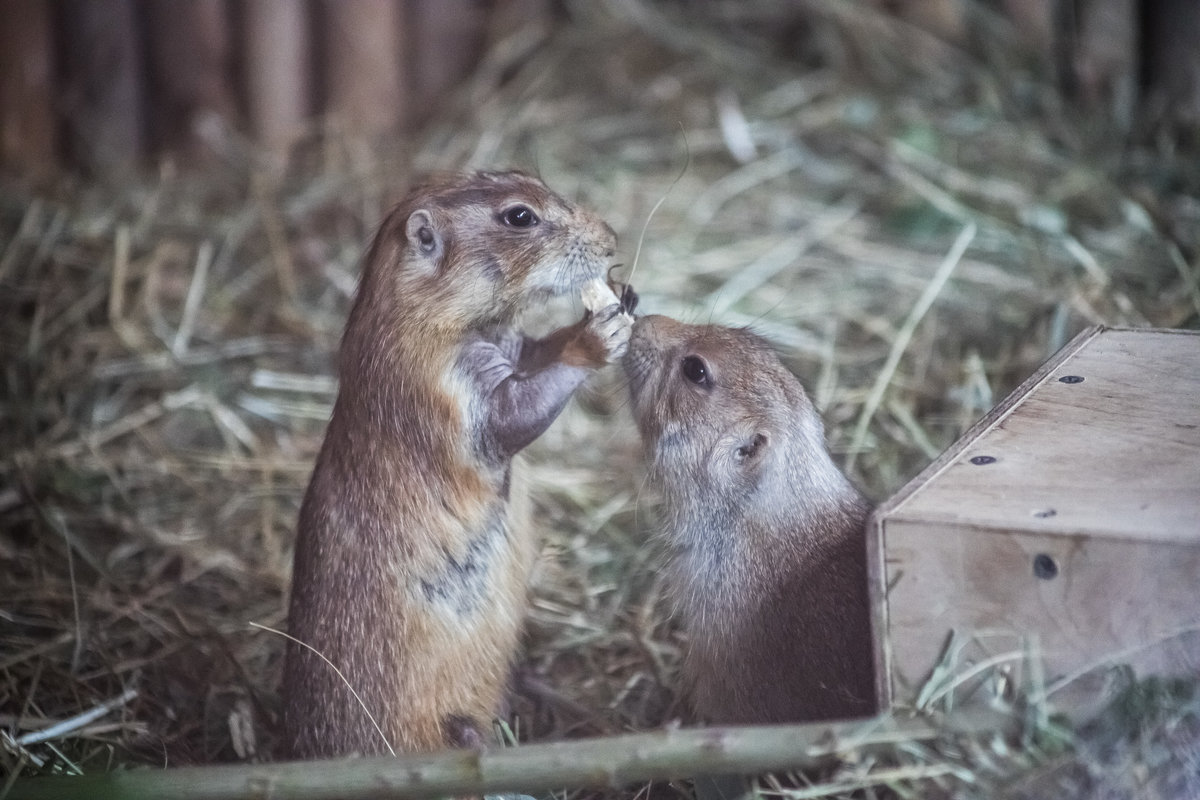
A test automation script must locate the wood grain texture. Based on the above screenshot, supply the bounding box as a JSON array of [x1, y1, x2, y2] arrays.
[[885, 327, 1200, 543], [884, 520, 1200, 709], [871, 327, 1200, 711]]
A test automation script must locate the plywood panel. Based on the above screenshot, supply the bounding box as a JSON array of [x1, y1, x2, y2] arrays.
[[883, 519, 1200, 708], [889, 328, 1200, 543], [871, 327, 1200, 712]]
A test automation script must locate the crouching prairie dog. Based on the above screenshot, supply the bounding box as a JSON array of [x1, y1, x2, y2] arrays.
[[282, 170, 632, 759], [623, 315, 877, 724]]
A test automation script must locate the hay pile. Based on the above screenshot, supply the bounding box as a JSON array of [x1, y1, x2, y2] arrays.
[[2, 1, 1197, 796]]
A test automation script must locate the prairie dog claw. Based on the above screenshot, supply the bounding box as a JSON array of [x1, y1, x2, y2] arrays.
[[582, 278, 632, 362]]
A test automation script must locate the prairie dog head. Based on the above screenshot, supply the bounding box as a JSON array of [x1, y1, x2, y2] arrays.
[[623, 315, 832, 523], [363, 170, 617, 327]]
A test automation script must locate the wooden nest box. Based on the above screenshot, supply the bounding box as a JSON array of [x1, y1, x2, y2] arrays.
[[868, 326, 1200, 715]]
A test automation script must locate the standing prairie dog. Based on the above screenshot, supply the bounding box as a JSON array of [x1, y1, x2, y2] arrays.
[[282, 170, 631, 758], [623, 315, 877, 724]]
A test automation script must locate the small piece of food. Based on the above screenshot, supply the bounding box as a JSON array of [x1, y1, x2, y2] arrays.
[[581, 277, 621, 314]]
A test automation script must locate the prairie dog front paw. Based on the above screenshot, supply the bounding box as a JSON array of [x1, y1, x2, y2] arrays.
[[591, 303, 633, 361], [582, 278, 636, 363], [582, 278, 633, 363]]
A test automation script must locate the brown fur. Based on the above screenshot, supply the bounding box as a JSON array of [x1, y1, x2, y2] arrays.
[[282, 171, 622, 758], [623, 315, 877, 724]]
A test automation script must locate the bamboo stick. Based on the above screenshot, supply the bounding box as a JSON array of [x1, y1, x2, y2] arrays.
[[8, 712, 1010, 800]]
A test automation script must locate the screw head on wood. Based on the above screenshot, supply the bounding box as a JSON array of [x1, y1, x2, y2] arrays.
[[1058, 375, 1084, 384], [969, 455, 996, 465], [1033, 553, 1059, 580]]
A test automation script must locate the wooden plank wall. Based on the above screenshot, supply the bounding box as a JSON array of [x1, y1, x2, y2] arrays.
[[0, 0, 1196, 178], [0, 0, 546, 179]]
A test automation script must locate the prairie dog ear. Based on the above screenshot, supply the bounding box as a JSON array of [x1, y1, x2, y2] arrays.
[[405, 209, 443, 269], [708, 427, 769, 496], [734, 431, 768, 467]]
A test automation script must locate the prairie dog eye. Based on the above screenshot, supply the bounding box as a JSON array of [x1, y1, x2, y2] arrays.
[[501, 205, 539, 228], [681, 355, 711, 386]]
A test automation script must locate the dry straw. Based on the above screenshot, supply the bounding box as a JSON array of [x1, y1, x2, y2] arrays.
[[2, 1, 1197, 798]]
